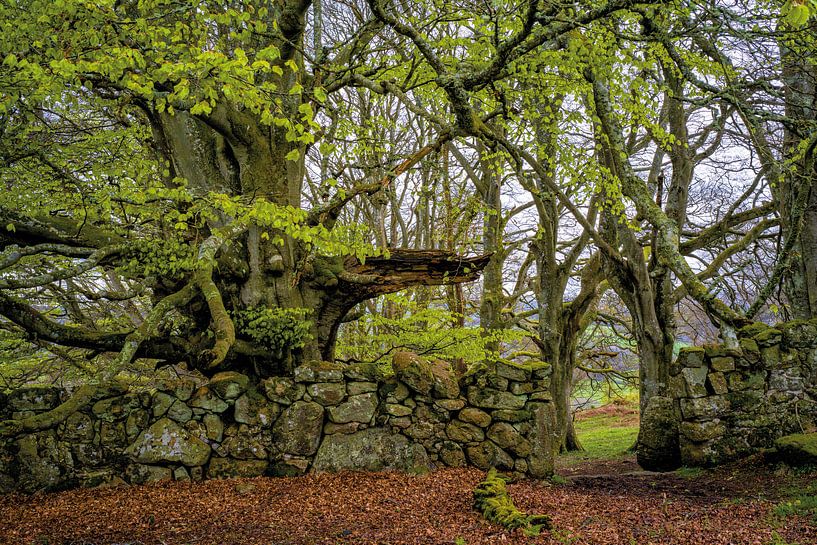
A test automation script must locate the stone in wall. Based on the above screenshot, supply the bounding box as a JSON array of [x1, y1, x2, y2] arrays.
[[392, 352, 434, 395], [312, 427, 429, 472], [125, 418, 211, 466], [272, 401, 324, 456], [637, 396, 680, 471]]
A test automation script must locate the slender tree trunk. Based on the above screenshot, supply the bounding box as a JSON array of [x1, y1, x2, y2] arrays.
[[476, 141, 504, 363]]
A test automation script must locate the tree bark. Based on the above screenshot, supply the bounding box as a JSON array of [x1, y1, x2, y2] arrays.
[[780, 28, 817, 319]]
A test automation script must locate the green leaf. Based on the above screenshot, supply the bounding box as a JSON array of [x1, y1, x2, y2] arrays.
[[313, 86, 327, 103], [285, 149, 300, 161]]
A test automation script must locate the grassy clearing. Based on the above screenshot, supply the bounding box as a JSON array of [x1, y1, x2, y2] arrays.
[[560, 400, 640, 464]]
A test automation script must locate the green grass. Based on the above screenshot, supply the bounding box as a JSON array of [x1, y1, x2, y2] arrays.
[[560, 409, 639, 464], [773, 481, 817, 524], [675, 466, 705, 479], [773, 495, 817, 523]]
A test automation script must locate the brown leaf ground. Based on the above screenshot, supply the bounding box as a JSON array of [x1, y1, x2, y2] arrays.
[[1, 458, 814, 545]]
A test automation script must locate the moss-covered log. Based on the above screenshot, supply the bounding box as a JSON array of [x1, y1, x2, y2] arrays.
[[473, 468, 552, 536]]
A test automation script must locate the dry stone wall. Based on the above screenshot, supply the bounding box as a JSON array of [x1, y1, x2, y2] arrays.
[[670, 320, 817, 466], [0, 354, 556, 493]]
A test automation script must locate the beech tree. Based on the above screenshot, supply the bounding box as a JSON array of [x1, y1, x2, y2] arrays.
[[0, 0, 493, 435]]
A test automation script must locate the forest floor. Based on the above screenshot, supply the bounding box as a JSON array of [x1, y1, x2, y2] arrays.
[[2, 403, 815, 545]]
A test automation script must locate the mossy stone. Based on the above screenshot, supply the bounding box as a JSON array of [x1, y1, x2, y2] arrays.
[[306, 382, 346, 406], [781, 319, 817, 349], [509, 382, 535, 395], [430, 358, 460, 399], [92, 394, 141, 422], [446, 420, 485, 443], [754, 327, 782, 347], [496, 361, 530, 382], [203, 413, 224, 442], [677, 347, 706, 369], [173, 379, 197, 402], [61, 412, 94, 442], [273, 401, 324, 456], [262, 376, 304, 405], [487, 422, 531, 457], [312, 427, 430, 472], [706, 372, 729, 395], [727, 371, 766, 391], [680, 395, 730, 420], [526, 402, 557, 478], [269, 458, 309, 477], [726, 389, 765, 411], [492, 409, 532, 423], [294, 361, 344, 383], [189, 387, 229, 413], [222, 434, 267, 460], [208, 372, 250, 400], [234, 389, 279, 427], [8, 386, 60, 412], [434, 398, 466, 411], [125, 464, 172, 485], [343, 362, 387, 381], [681, 367, 708, 398], [392, 352, 434, 395], [738, 322, 773, 339], [327, 393, 377, 424], [467, 387, 526, 410], [438, 440, 466, 467], [207, 457, 268, 479], [710, 357, 735, 373], [704, 344, 728, 359], [151, 392, 175, 418], [774, 433, 817, 465], [637, 396, 681, 472], [385, 403, 412, 417], [459, 408, 492, 428], [166, 400, 193, 423], [466, 441, 514, 470], [324, 421, 361, 434], [124, 418, 211, 466], [739, 338, 760, 361], [347, 381, 378, 396], [100, 421, 127, 447], [680, 420, 725, 442]]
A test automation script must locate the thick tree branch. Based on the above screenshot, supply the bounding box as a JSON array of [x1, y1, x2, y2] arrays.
[[0, 206, 123, 249], [0, 243, 95, 271], [0, 245, 125, 289], [339, 249, 492, 300]]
